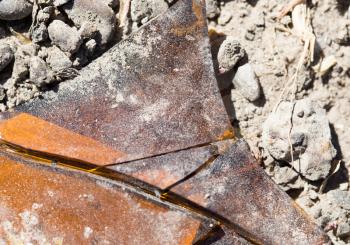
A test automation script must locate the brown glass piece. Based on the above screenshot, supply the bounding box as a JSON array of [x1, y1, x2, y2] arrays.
[[4, 0, 233, 165], [171, 140, 329, 244], [0, 113, 125, 165], [0, 151, 205, 244], [110, 144, 218, 190], [0, 0, 330, 244]]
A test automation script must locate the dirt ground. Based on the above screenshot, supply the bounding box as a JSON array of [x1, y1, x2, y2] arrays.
[[0, 0, 350, 243], [210, 0, 350, 243]]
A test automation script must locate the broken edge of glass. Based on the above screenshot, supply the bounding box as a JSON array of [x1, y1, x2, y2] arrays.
[[0, 0, 329, 244]]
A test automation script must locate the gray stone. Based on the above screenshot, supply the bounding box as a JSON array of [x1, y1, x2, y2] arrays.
[[217, 37, 245, 73], [31, 22, 49, 43], [262, 99, 336, 181], [0, 44, 14, 72], [63, 0, 116, 46], [336, 223, 350, 238], [37, 7, 54, 23], [0, 0, 33, 20], [0, 87, 6, 102], [233, 63, 261, 101], [29, 56, 54, 87], [296, 195, 313, 208], [46, 46, 72, 72], [13, 84, 39, 107], [327, 190, 350, 210], [48, 20, 82, 53], [131, 0, 168, 24], [339, 182, 349, 191], [11, 44, 39, 82], [12, 58, 29, 81], [218, 9, 232, 26], [272, 165, 298, 185], [206, 0, 220, 19], [335, 25, 349, 45]]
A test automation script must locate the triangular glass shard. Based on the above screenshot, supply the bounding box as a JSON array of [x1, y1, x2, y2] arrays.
[[0, 0, 232, 166], [0, 0, 329, 244], [0, 151, 207, 244], [171, 140, 329, 244]]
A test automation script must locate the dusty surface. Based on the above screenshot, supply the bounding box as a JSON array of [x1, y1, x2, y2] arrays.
[[0, 0, 349, 243], [209, 0, 350, 243]]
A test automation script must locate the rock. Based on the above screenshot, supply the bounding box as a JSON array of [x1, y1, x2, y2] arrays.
[[262, 99, 337, 181], [0, 0, 33, 20], [272, 165, 298, 185], [46, 46, 72, 72], [309, 205, 321, 219], [232, 63, 261, 101], [48, 20, 82, 53], [29, 56, 54, 87], [206, 0, 220, 19], [339, 182, 349, 191], [85, 39, 97, 54], [335, 25, 349, 45], [63, 0, 116, 46], [37, 7, 54, 23], [296, 195, 313, 209], [336, 223, 350, 238], [53, 0, 71, 6], [131, 0, 168, 24], [11, 44, 39, 82], [218, 9, 232, 26], [31, 22, 49, 43], [73, 39, 97, 68], [13, 84, 39, 107], [263, 102, 295, 162], [326, 190, 350, 210], [245, 26, 256, 41], [217, 37, 245, 73], [0, 44, 14, 72], [0, 87, 6, 102], [308, 190, 319, 201]]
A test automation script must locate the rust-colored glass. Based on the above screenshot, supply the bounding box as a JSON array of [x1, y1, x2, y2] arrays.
[[0, 0, 328, 244]]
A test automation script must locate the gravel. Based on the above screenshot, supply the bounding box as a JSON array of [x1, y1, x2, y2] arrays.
[[48, 20, 82, 53], [232, 63, 261, 102]]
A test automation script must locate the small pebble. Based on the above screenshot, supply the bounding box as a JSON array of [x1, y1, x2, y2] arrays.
[[48, 20, 82, 53], [297, 110, 304, 118], [0, 44, 14, 72], [339, 182, 349, 191], [233, 63, 261, 101], [217, 37, 246, 73], [46, 46, 73, 72], [31, 23, 49, 43], [336, 223, 350, 238], [206, 0, 220, 19]]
